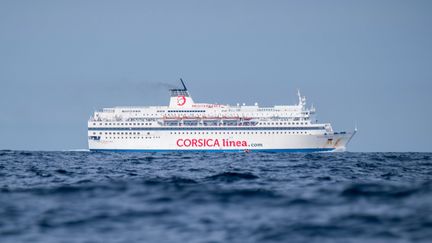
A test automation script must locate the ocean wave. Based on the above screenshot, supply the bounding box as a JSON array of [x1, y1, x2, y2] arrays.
[[341, 182, 419, 199], [206, 172, 259, 182]]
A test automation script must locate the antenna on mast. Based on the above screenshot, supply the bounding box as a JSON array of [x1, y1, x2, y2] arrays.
[[297, 89, 301, 105], [180, 78, 187, 91]]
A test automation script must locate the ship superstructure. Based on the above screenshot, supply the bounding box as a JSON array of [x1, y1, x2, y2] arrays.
[[88, 79, 355, 152]]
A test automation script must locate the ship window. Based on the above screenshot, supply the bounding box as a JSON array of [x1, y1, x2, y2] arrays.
[[93, 123, 96, 125]]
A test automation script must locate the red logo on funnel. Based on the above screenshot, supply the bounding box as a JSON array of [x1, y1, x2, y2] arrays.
[[177, 95, 186, 106]]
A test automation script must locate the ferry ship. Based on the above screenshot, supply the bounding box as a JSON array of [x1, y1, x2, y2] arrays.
[[88, 79, 356, 152]]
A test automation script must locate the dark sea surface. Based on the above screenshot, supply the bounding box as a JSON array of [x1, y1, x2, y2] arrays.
[[0, 151, 431, 243]]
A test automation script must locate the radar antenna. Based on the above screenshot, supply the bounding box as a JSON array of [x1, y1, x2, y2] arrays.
[[180, 78, 187, 91]]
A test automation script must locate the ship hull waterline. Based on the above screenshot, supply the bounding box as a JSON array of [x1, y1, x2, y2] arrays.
[[88, 131, 355, 153]]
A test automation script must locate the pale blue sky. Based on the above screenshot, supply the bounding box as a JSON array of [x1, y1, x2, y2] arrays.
[[0, 0, 431, 151]]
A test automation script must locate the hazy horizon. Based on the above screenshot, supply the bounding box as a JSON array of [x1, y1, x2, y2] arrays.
[[1, 0, 431, 152]]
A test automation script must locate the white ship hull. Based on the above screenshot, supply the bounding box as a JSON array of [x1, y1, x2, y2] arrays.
[[88, 130, 355, 152]]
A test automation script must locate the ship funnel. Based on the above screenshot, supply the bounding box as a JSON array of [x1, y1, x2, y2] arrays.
[[169, 78, 195, 108]]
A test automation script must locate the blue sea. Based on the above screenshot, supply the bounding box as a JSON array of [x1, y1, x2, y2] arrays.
[[0, 151, 431, 243]]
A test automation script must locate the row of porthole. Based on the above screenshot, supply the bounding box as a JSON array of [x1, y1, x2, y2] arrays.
[[93, 122, 153, 126], [169, 131, 309, 135], [93, 132, 151, 135], [104, 136, 160, 140], [259, 122, 307, 125]]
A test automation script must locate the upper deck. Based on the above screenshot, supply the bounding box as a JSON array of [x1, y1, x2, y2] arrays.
[[91, 104, 314, 121], [88, 79, 329, 129]]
